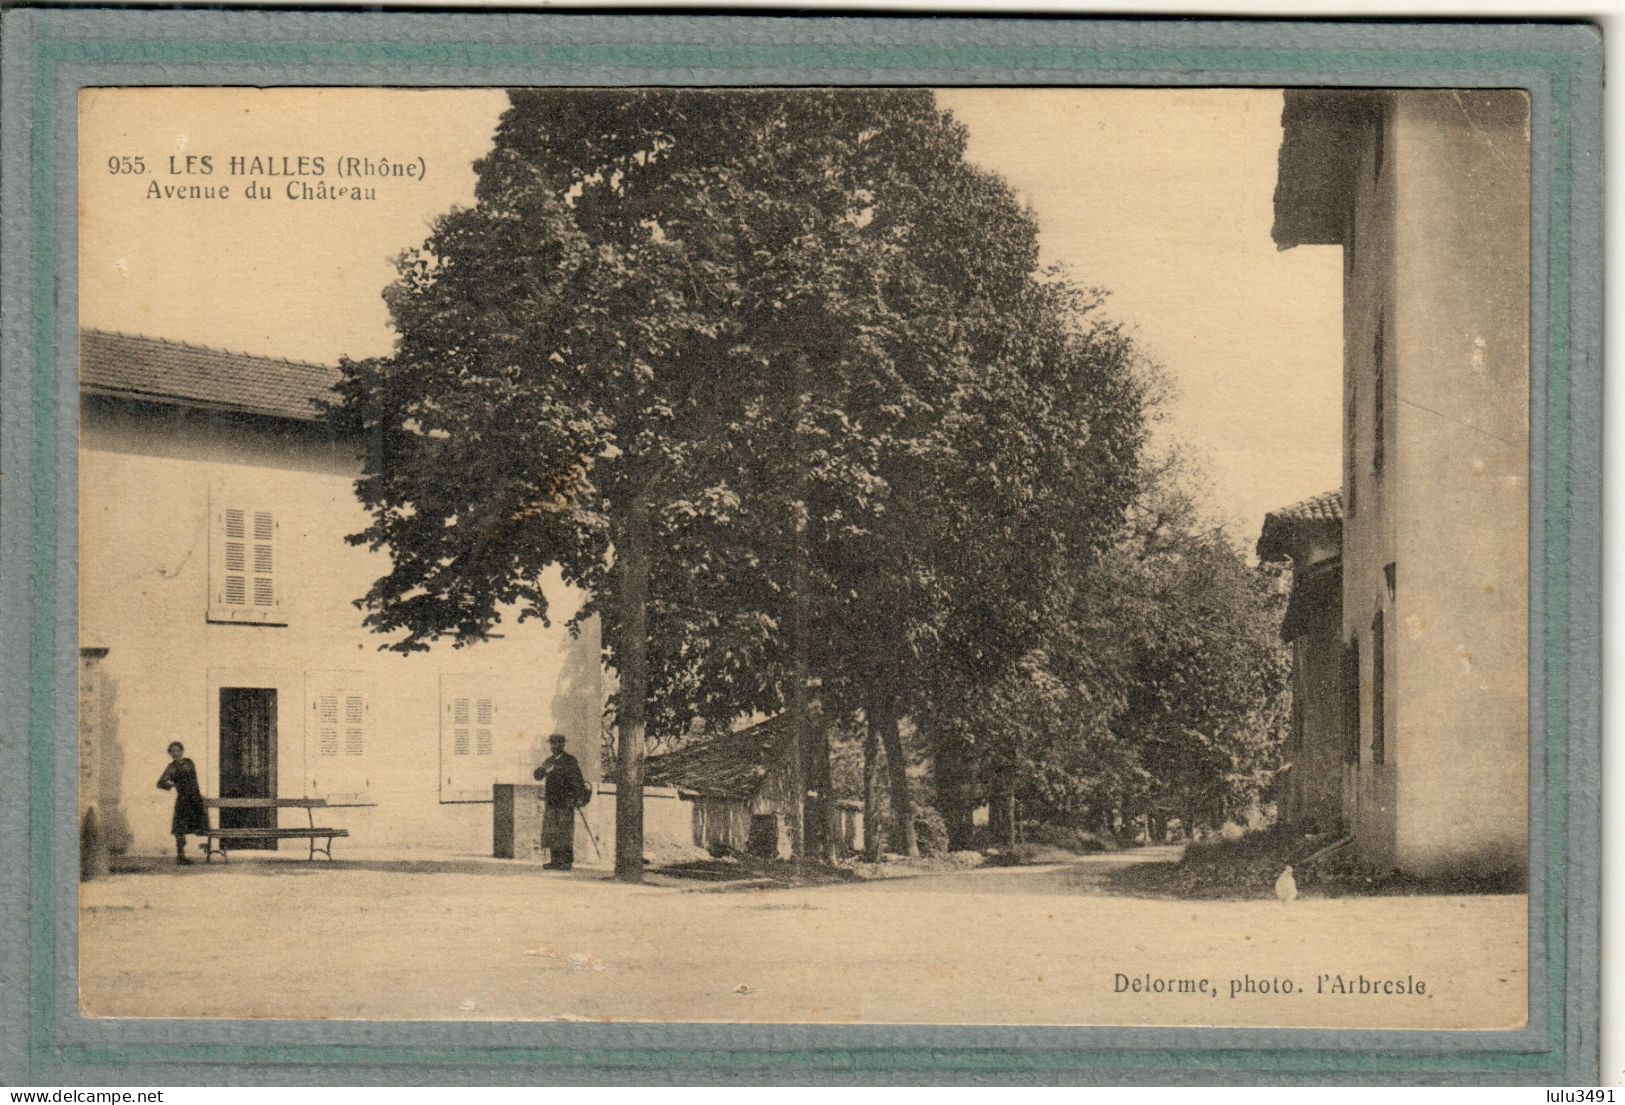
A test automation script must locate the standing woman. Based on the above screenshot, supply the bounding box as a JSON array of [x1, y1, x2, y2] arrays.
[[157, 741, 209, 865]]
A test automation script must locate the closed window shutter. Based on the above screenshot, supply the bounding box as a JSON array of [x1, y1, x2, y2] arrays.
[[344, 693, 365, 756], [212, 499, 286, 624], [1371, 612, 1385, 766], [253, 511, 276, 608], [224, 508, 248, 606], [1342, 638, 1361, 764], [318, 694, 340, 757], [476, 697, 494, 756], [1372, 313, 1386, 475], [453, 697, 471, 756], [308, 673, 372, 802], [439, 677, 508, 803]]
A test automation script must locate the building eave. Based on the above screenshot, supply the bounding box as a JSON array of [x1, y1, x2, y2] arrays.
[[1272, 90, 1382, 250], [82, 384, 332, 426]]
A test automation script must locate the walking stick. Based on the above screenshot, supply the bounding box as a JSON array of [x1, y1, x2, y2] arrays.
[[576, 806, 603, 861]]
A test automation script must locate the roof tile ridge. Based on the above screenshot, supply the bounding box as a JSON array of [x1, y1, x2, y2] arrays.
[[78, 327, 334, 370]]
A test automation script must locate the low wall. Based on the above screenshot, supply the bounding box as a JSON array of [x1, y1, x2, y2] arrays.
[[542, 780, 708, 864]]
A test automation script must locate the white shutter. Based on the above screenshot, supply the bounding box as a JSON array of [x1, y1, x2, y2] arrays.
[[453, 697, 471, 756], [210, 497, 287, 625], [440, 676, 512, 803], [344, 693, 365, 756], [224, 508, 248, 606], [252, 510, 276, 609], [307, 672, 372, 802], [476, 697, 494, 756], [318, 693, 340, 757]]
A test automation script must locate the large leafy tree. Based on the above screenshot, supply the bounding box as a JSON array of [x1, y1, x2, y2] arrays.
[[619, 121, 1153, 862], [335, 90, 849, 879], [335, 88, 1143, 876], [927, 453, 1292, 848], [908, 283, 1151, 849], [1108, 528, 1291, 835]]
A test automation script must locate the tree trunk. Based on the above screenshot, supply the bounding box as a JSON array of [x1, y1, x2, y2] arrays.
[[862, 697, 886, 862], [809, 708, 838, 864], [789, 563, 838, 864], [877, 697, 918, 857], [789, 693, 811, 862], [786, 360, 819, 862], [989, 794, 1011, 847], [612, 495, 651, 883], [942, 802, 974, 853], [784, 715, 806, 860], [929, 725, 976, 851], [791, 692, 832, 862], [787, 516, 811, 861]]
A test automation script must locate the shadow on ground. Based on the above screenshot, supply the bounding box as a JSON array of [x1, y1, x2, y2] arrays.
[[653, 856, 866, 890], [1106, 826, 1528, 899], [104, 845, 1191, 895], [107, 853, 566, 879]]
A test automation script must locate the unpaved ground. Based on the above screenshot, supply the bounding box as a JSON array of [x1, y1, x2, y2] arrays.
[[79, 847, 1527, 1028]]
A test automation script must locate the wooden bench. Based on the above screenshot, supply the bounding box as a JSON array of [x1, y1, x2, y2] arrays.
[[202, 798, 352, 863]]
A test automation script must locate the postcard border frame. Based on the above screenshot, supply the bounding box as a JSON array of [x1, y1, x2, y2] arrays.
[[0, 11, 1602, 1086]]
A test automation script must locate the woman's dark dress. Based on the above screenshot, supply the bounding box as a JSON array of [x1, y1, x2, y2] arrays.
[[157, 757, 210, 836]]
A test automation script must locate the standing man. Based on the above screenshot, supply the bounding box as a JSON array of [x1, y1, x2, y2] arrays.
[[533, 732, 591, 870]]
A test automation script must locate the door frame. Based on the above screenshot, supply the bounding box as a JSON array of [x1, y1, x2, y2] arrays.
[[217, 686, 279, 846], [205, 667, 296, 808]]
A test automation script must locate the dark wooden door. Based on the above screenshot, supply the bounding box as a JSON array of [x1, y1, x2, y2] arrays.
[[219, 687, 277, 848]]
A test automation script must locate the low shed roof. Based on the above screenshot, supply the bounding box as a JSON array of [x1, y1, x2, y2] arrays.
[[643, 716, 796, 801]]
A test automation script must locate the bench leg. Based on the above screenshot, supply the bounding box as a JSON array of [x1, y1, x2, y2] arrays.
[[204, 839, 227, 864], [308, 835, 336, 862]]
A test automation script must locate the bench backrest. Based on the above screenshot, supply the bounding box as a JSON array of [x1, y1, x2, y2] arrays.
[[204, 797, 327, 809]]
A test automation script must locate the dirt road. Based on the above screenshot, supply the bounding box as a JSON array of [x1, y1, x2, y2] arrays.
[[79, 849, 1526, 1028]]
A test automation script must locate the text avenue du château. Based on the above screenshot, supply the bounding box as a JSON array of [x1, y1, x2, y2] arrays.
[[110, 153, 428, 202]]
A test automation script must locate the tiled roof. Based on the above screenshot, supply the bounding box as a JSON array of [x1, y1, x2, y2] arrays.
[[643, 716, 796, 800], [1257, 490, 1343, 563], [80, 329, 342, 423]]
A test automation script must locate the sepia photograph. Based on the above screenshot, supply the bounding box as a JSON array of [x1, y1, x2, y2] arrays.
[[68, 81, 1539, 1032]]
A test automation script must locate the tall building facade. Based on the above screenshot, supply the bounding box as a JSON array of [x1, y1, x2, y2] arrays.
[[1272, 90, 1530, 876]]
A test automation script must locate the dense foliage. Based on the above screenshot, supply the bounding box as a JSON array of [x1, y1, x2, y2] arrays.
[[927, 456, 1293, 848], [335, 88, 1285, 873]]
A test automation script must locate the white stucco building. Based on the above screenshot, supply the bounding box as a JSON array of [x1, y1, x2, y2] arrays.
[[1271, 89, 1530, 877], [78, 329, 604, 858]]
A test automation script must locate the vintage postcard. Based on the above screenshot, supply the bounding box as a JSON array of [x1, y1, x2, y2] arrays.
[[71, 80, 1537, 1033], [0, 9, 1601, 1089]]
